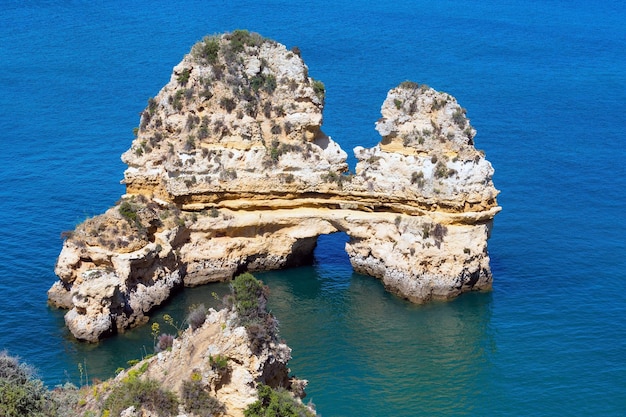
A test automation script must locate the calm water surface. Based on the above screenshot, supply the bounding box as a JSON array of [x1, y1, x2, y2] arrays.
[[0, 1, 625, 415]]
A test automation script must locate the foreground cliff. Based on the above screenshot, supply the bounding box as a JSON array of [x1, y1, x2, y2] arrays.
[[49, 30, 500, 342], [6, 274, 313, 416]]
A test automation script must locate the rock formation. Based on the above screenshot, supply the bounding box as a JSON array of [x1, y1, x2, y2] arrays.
[[48, 30, 500, 342], [72, 285, 313, 417]]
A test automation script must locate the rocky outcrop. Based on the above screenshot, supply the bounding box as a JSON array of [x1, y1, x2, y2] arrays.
[[49, 31, 500, 341], [74, 302, 312, 417]]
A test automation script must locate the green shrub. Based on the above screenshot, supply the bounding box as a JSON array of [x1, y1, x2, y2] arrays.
[[452, 108, 467, 128], [147, 97, 158, 115], [208, 354, 229, 372], [170, 89, 186, 111], [0, 352, 58, 417], [311, 79, 325, 102], [231, 273, 265, 319], [192, 35, 221, 64], [411, 171, 425, 187], [177, 68, 191, 85], [244, 384, 314, 417], [431, 97, 446, 110], [181, 379, 224, 417], [270, 124, 282, 135], [103, 378, 178, 417], [250, 73, 277, 95], [231, 273, 278, 352], [119, 201, 137, 222], [219, 96, 236, 113], [434, 161, 449, 179], [228, 30, 264, 54], [399, 80, 418, 90]]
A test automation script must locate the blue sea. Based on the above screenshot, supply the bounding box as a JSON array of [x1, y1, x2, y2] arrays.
[[1, 1, 625, 415]]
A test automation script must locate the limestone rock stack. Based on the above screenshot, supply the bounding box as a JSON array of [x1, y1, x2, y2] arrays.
[[48, 31, 500, 342]]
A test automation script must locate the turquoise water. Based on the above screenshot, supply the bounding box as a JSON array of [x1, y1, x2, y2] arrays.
[[1, 0, 625, 415]]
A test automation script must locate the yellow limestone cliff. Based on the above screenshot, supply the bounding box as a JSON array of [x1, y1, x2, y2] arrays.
[[48, 31, 500, 342]]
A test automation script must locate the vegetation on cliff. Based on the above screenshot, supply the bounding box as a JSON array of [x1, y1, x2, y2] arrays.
[[15, 273, 311, 416], [0, 352, 58, 417]]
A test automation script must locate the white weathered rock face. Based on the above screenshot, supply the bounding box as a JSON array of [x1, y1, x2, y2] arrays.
[[49, 31, 500, 342]]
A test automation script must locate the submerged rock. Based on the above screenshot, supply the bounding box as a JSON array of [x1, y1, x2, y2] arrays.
[[49, 31, 500, 341]]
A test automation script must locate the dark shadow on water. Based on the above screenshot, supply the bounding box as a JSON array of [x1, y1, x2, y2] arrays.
[[261, 254, 496, 417]]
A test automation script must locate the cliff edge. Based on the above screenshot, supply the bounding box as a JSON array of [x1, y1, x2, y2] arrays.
[[48, 31, 500, 342]]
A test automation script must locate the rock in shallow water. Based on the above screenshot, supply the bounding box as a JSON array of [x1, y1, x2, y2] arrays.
[[49, 31, 500, 342]]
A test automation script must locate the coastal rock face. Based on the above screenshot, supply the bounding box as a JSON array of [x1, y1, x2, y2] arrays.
[[77, 306, 311, 417], [49, 31, 500, 341]]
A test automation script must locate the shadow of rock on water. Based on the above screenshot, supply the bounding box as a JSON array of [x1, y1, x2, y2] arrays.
[[263, 261, 496, 417], [347, 283, 496, 415]]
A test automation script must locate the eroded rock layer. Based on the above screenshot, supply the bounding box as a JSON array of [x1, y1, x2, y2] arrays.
[[49, 31, 500, 342]]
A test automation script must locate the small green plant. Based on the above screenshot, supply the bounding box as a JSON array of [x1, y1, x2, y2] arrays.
[[181, 379, 224, 417], [191, 35, 221, 64], [394, 98, 403, 109], [118, 201, 137, 223], [399, 80, 419, 90], [230, 273, 278, 353], [431, 97, 446, 110], [411, 171, 424, 186], [231, 273, 265, 319], [434, 160, 456, 179], [219, 96, 236, 113], [270, 124, 282, 135], [103, 378, 178, 417], [208, 354, 229, 372], [147, 97, 158, 115], [163, 314, 183, 335], [77, 360, 89, 387], [434, 161, 449, 179], [185, 136, 196, 151], [250, 73, 277, 94], [264, 74, 277, 93], [227, 29, 265, 54], [221, 168, 237, 180], [244, 383, 314, 417], [311, 79, 325, 102], [177, 68, 191, 85], [0, 352, 59, 417], [452, 108, 467, 128], [432, 223, 448, 242]]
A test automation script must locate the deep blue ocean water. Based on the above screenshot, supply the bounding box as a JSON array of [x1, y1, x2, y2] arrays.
[[1, 0, 625, 415]]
